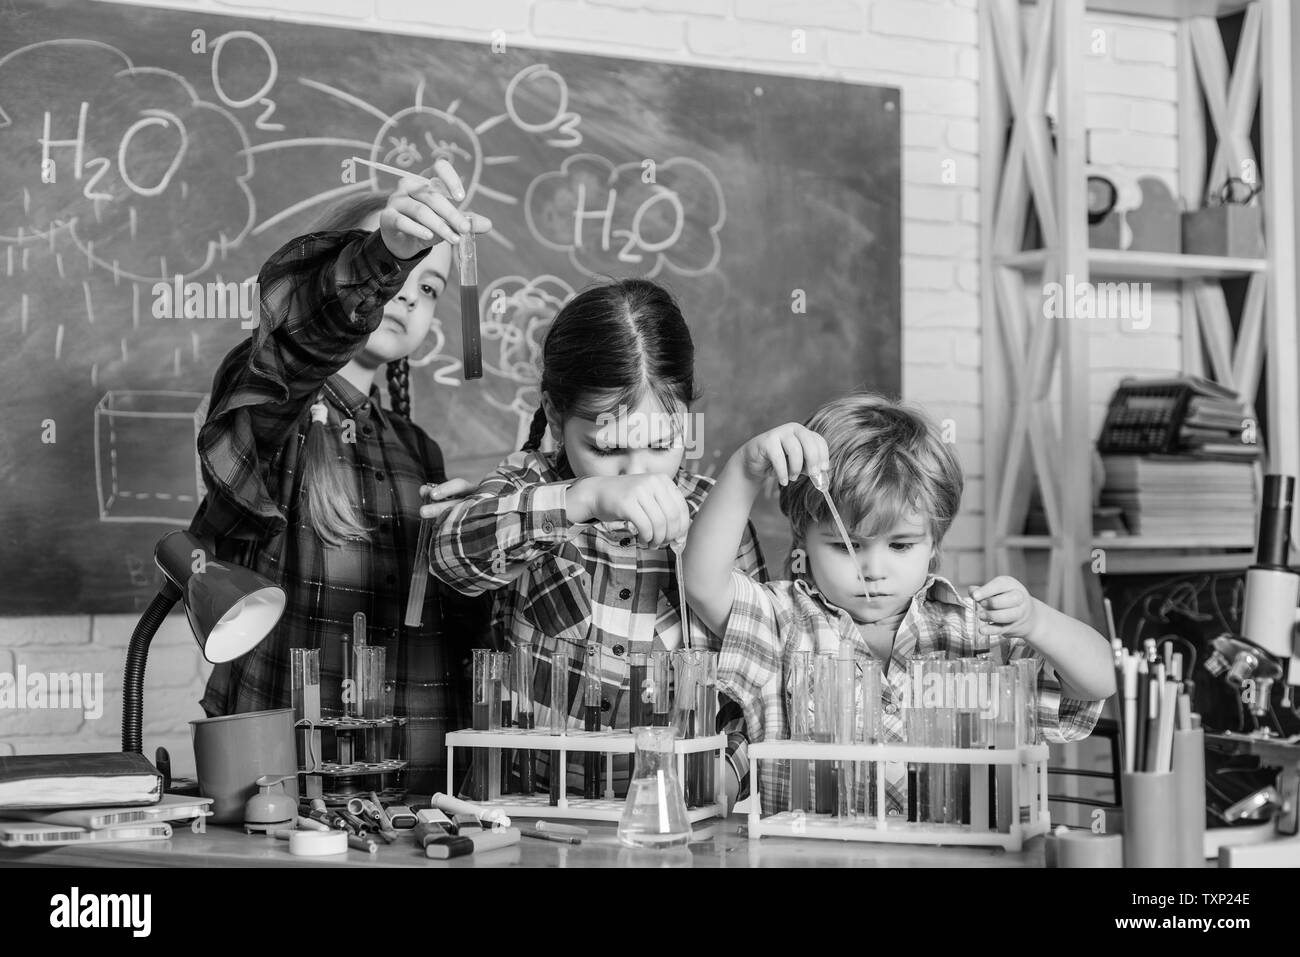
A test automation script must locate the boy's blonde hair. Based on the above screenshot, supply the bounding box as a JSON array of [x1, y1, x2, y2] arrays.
[[778, 392, 965, 574]]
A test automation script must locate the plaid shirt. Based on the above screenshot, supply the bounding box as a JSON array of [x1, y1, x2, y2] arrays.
[[430, 449, 767, 794], [719, 571, 1105, 815], [195, 228, 489, 794]]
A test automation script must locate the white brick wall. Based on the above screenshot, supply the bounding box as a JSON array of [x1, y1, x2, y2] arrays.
[[3, 0, 1181, 752]]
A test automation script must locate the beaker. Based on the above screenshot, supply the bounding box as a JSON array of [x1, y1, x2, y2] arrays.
[[617, 726, 692, 848]]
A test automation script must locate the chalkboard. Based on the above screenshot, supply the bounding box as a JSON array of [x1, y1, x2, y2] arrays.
[[0, 0, 901, 614]]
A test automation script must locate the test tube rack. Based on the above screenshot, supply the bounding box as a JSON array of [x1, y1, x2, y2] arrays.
[[446, 729, 728, 823], [296, 715, 409, 805], [747, 740, 1050, 851]]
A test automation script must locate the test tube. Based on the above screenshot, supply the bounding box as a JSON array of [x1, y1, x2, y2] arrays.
[[514, 642, 536, 795], [788, 651, 812, 813], [670, 650, 697, 804], [953, 658, 977, 825], [291, 648, 322, 792], [967, 658, 993, 831], [993, 664, 1018, 832], [934, 659, 959, 824], [548, 653, 569, 806], [471, 649, 498, 801], [457, 232, 482, 379], [694, 652, 718, 807], [354, 644, 386, 763], [813, 653, 837, 815], [494, 651, 513, 795], [1014, 657, 1040, 824], [835, 644, 857, 819], [905, 656, 928, 822], [650, 651, 671, 727], [628, 652, 650, 728], [857, 658, 882, 817], [583, 646, 603, 800]]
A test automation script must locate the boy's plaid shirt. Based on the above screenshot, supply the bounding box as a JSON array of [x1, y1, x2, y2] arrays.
[[430, 449, 767, 793], [718, 572, 1106, 815]]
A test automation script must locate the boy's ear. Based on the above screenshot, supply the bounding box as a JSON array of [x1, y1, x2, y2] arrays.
[[541, 393, 564, 446]]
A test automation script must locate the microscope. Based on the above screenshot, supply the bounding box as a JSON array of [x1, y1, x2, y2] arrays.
[[1206, 474, 1300, 865]]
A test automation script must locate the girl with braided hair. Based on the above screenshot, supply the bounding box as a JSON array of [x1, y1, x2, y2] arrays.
[[196, 165, 492, 795]]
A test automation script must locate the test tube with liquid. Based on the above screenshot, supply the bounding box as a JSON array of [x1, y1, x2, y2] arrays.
[[457, 231, 482, 379], [291, 648, 322, 795], [835, 644, 858, 819], [934, 659, 959, 824], [953, 658, 978, 825], [993, 664, 1018, 832], [693, 652, 718, 807], [788, 651, 812, 813], [905, 656, 928, 822], [354, 643, 386, 764], [514, 642, 536, 795], [813, 653, 837, 815], [650, 651, 671, 727], [471, 649, 499, 801], [495, 651, 513, 796], [670, 650, 698, 804], [967, 658, 993, 831], [858, 658, 882, 817], [548, 654, 570, 807], [583, 647, 603, 800], [1014, 657, 1039, 824]]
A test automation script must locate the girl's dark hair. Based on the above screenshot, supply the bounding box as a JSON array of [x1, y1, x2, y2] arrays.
[[522, 279, 697, 453], [291, 192, 411, 544]]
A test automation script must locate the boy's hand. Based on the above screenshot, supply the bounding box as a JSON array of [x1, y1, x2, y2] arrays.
[[379, 159, 493, 260], [971, 576, 1039, 642], [566, 474, 691, 549], [734, 423, 829, 487]]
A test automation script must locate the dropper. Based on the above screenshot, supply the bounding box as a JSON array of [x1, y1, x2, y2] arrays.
[[810, 469, 872, 604]]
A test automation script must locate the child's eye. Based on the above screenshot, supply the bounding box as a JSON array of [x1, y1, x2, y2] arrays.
[[589, 445, 621, 457], [891, 542, 916, 552], [420, 283, 439, 299]]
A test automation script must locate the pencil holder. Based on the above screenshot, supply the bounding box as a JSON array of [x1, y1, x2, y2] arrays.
[[1055, 830, 1123, 868], [1121, 771, 1177, 867], [1173, 728, 1206, 867]]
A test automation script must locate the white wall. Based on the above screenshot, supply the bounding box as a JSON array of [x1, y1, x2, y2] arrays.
[[0, 0, 1182, 764]]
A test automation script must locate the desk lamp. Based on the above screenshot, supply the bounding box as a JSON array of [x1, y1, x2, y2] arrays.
[[121, 529, 285, 755]]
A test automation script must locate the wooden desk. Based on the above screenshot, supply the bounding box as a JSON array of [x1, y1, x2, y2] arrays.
[[1, 817, 1045, 868]]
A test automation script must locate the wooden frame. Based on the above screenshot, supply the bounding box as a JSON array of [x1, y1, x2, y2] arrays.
[[980, 0, 1297, 618]]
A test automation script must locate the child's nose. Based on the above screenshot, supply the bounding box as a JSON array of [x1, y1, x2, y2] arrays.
[[621, 450, 653, 475]]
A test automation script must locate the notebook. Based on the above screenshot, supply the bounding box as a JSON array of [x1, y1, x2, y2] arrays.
[[0, 752, 163, 810], [0, 794, 212, 829], [0, 820, 172, 848]]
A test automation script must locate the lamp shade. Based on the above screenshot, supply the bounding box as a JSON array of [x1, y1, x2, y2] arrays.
[[155, 530, 286, 663]]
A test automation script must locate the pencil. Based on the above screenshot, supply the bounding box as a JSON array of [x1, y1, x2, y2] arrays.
[[1122, 654, 1138, 773], [1135, 659, 1150, 772], [1154, 680, 1177, 773]]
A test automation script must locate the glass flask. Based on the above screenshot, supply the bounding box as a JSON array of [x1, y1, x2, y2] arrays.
[[617, 726, 692, 848]]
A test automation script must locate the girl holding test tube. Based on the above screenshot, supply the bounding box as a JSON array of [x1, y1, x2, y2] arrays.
[[430, 280, 767, 805], [197, 162, 492, 794]]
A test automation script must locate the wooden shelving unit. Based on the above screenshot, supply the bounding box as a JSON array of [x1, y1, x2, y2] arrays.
[[979, 0, 1297, 617]]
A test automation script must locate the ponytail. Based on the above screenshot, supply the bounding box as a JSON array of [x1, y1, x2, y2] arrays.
[[521, 405, 548, 452], [299, 396, 372, 546], [386, 357, 412, 419]]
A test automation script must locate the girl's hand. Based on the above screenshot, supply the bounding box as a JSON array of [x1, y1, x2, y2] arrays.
[[566, 474, 691, 549], [734, 423, 830, 487], [418, 478, 475, 520], [379, 159, 493, 261], [971, 576, 1039, 643]]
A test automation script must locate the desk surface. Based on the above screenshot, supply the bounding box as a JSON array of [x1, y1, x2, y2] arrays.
[[1, 816, 1045, 868]]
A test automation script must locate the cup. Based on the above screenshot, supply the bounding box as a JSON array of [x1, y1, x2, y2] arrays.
[[1056, 831, 1123, 868], [1121, 771, 1179, 867], [191, 708, 298, 824]]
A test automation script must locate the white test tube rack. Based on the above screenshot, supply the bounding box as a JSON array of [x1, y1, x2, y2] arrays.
[[446, 729, 728, 823], [746, 740, 1050, 851]]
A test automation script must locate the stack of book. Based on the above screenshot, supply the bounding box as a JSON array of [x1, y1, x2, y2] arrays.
[[1100, 456, 1258, 546], [0, 752, 210, 848], [1178, 391, 1260, 460]]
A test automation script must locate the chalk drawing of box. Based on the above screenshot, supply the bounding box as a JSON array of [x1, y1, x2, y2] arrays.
[[94, 391, 207, 524]]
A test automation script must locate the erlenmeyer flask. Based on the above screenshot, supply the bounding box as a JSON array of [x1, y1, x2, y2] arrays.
[[617, 726, 692, 848]]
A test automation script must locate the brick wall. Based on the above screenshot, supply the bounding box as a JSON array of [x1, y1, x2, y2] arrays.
[[0, 0, 1182, 759]]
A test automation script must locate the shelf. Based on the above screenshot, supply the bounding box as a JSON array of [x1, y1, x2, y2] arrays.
[[996, 248, 1267, 281], [1003, 534, 1253, 550], [1082, 0, 1253, 19]]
